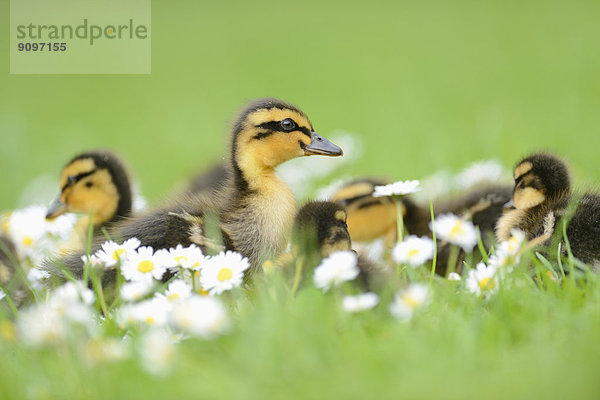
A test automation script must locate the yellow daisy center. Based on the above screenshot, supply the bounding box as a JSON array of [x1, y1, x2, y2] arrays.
[[217, 267, 233, 282], [21, 236, 33, 247], [198, 287, 209, 296], [401, 294, 419, 309], [144, 316, 156, 325], [167, 293, 179, 301], [407, 249, 420, 258], [191, 261, 200, 268], [450, 222, 463, 237], [174, 255, 187, 265], [112, 248, 125, 260], [137, 260, 154, 273], [479, 277, 495, 291]]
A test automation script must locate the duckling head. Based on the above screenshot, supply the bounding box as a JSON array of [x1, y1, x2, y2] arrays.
[[230, 98, 343, 190], [46, 150, 132, 226], [510, 153, 570, 210], [292, 201, 352, 258]]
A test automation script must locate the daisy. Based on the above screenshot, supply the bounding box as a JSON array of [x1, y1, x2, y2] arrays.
[[140, 329, 174, 375], [94, 238, 141, 268], [8, 205, 50, 259], [373, 180, 421, 198], [120, 246, 169, 282], [170, 296, 229, 338], [389, 283, 430, 321], [130, 297, 171, 327], [17, 304, 67, 346], [466, 262, 498, 297], [392, 236, 435, 267], [0, 289, 5, 301], [342, 292, 379, 313], [164, 279, 192, 302], [498, 229, 526, 257], [120, 279, 154, 302], [456, 160, 506, 189], [166, 244, 207, 271], [199, 251, 250, 295], [429, 213, 478, 251], [313, 251, 359, 292]]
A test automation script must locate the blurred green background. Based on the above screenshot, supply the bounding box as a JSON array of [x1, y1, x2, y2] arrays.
[[1, 0, 599, 210]]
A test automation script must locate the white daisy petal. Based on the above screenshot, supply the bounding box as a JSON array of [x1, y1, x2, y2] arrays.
[[389, 283, 430, 321], [392, 236, 434, 267], [373, 180, 421, 197], [199, 251, 250, 295], [169, 295, 229, 338], [429, 213, 478, 252], [342, 292, 379, 313], [466, 262, 498, 298], [313, 251, 359, 292]]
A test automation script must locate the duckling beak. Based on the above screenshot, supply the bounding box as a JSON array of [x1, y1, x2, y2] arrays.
[[503, 199, 515, 210], [46, 197, 67, 220], [304, 132, 343, 157]]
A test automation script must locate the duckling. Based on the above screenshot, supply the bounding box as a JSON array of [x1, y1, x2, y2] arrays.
[[496, 153, 600, 267], [495, 153, 571, 245], [46, 150, 133, 231], [291, 201, 378, 290], [331, 178, 430, 245], [53, 98, 343, 280]]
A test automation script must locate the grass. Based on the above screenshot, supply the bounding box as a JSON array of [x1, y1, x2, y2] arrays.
[[1, 0, 600, 398]]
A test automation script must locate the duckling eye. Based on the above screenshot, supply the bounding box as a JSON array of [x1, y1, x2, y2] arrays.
[[280, 118, 296, 131], [85, 182, 93, 188]]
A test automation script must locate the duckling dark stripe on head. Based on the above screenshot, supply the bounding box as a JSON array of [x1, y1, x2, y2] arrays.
[[253, 120, 312, 139], [60, 168, 98, 192]]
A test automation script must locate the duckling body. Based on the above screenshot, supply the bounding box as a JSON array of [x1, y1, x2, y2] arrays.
[[496, 153, 600, 267], [52, 98, 342, 279]]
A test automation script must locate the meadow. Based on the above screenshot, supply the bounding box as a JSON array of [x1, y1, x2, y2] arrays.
[[1, 0, 600, 399]]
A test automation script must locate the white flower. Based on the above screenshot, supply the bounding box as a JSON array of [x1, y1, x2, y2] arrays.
[[429, 214, 478, 251], [8, 205, 75, 261], [121, 246, 169, 282], [373, 180, 421, 197], [199, 251, 250, 295], [128, 297, 171, 327], [447, 272, 462, 281], [456, 160, 506, 189], [166, 244, 207, 271], [27, 267, 50, 290], [0, 289, 5, 301], [392, 236, 434, 267], [498, 229, 526, 257], [313, 251, 359, 291], [389, 283, 430, 321], [94, 238, 141, 268], [18, 304, 67, 346], [164, 279, 192, 302], [140, 329, 174, 375], [120, 279, 154, 302], [342, 293, 379, 313], [80, 254, 104, 268], [170, 295, 229, 338], [466, 263, 498, 297]]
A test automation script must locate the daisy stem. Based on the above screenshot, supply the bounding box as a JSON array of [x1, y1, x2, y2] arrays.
[[90, 267, 108, 316], [429, 200, 437, 283], [291, 257, 304, 296], [394, 197, 404, 243], [476, 227, 489, 263], [446, 245, 459, 277], [0, 282, 18, 317], [82, 208, 95, 286]]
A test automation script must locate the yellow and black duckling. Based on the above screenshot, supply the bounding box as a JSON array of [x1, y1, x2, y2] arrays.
[[46, 150, 133, 232], [53, 98, 343, 280], [186, 163, 229, 195], [496, 152, 600, 268], [290, 201, 378, 290], [331, 178, 430, 245], [496, 153, 571, 245]]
